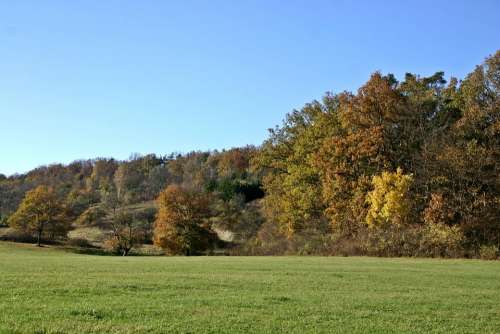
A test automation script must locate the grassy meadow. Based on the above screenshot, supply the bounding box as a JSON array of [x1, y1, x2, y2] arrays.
[[0, 242, 499, 334]]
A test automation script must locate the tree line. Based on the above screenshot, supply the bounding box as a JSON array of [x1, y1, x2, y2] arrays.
[[1, 51, 498, 258]]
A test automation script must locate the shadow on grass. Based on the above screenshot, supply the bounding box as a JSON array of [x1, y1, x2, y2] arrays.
[[61, 245, 165, 256], [62, 246, 114, 256]]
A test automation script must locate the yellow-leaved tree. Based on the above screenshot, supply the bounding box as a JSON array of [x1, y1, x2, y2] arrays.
[[365, 168, 413, 227], [8, 185, 71, 246]]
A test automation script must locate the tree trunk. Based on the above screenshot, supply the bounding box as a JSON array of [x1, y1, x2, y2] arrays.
[[35, 215, 43, 247], [37, 227, 43, 247]]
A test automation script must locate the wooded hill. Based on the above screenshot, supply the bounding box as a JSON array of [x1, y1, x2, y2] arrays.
[[1, 51, 498, 258]]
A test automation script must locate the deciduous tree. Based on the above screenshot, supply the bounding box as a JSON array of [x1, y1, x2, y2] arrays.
[[365, 169, 413, 227], [154, 185, 217, 255], [8, 185, 70, 246]]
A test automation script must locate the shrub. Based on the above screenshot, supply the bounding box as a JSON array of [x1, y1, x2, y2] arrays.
[[66, 238, 93, 248], [418, 223, 464, 258], [0, 215, 9, 227], [355, 223, 464, 258], [358, 225, 418, 257], [0, 228, 37, 243], [479, 245, 498, 260], [103, 237, 121, 254], [233, 222, 335, 256]]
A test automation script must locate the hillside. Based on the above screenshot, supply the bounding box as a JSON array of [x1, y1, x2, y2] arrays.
[[1, 51, 499, 258]]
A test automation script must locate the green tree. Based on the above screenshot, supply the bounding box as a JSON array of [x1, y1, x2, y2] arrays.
[[255, 97, 339, 236]]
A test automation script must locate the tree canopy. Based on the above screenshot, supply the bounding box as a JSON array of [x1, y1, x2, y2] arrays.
[[1, 51, 498, 258]]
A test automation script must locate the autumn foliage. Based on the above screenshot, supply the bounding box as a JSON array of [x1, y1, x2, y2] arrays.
[[1, 51, 499, 258], [153, 185, 217, 255], [254, 51, 500, 257], [7, 186, 70, 246], [366, 169, 413, 227]]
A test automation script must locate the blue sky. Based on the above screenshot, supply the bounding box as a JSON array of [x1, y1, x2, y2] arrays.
[[1, 0, 499, 175]]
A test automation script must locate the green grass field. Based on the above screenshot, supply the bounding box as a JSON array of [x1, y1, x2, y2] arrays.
[[0, 242, 499, 334]]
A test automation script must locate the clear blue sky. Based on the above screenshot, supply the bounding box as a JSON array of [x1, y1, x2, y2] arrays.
[[1, 0, 499, 175]]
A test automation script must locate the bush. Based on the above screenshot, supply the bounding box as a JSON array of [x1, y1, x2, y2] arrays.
[[358, 225, 417, 257], [418, 223, 464, 258], [103, 237, 121, 254], [232, 222, 336, 256], [235, 221, 468, 258], [0, 215, 9, 227], [479, 245, 498, 260], [0, 228, 37, 243], [355, 223, 464, 258], [66, 238, 94, 248]]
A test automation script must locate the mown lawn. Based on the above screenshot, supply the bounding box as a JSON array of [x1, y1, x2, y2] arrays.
[[0, 242, 499, 334]]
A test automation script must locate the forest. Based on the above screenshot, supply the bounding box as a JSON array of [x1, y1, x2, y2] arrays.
[[1, 51, 498, 259]]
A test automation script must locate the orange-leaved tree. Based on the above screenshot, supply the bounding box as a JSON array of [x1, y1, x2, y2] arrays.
[[153, 185, 217, 255]]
